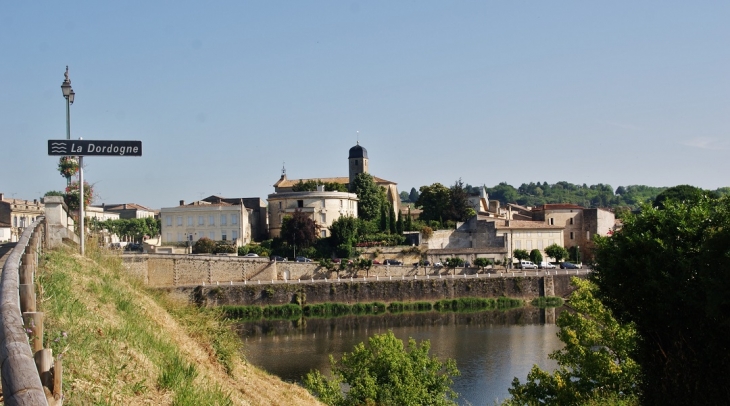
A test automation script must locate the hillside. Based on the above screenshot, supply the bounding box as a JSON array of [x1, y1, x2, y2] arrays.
[[37, 244, 322, 405]]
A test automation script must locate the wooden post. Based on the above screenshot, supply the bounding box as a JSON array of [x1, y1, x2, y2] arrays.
[[20, 255, 34, 285], [23, 312, 44, 354], [19, 284, 36, 313], [53, 359, 63, 402], [34, 348, 53, 389]]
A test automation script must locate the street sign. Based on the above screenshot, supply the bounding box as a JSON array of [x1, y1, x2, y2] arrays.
[[48, 139, 142, 157]]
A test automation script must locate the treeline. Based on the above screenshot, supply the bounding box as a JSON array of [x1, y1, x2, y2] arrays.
[[402, 181, 730, 210]]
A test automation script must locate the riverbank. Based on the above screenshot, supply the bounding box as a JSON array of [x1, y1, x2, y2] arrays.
[[38, 246, 322, 405]]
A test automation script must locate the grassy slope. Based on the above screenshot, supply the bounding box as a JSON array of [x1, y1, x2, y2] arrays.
[[38, 245, 322, 406]]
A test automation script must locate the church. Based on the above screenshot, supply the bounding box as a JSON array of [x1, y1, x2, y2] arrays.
[[268, 142, 400, 238]]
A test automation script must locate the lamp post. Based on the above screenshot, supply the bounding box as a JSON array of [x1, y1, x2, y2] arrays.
[[61, 66, 75, 140]]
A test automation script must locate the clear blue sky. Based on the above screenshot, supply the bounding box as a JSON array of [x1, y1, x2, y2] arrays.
[[3, 2, 729, 209]]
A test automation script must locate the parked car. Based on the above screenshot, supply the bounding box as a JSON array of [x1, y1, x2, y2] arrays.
[[125, 243, 142, 252], [270, 255, 287, 262], [295, 256, 312, 262], [518, 260, 538, 269], [560, 262, 581, 269], [540, 261, 557, 269], [244, 253, 259, 257], [373, 260, 381, 265], [433, 262, 443, 267], [384, 259, 402, 265]]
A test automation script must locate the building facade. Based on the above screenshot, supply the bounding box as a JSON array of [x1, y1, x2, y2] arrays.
[[100, 203, 156, 219], [532, 204, 616, 261], [267, 186, 358, 238], [0, 193, 44, 242], [160, 200, 251, 247]]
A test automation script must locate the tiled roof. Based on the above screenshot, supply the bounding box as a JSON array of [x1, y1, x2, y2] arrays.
[[274, 175, 396, 188], [494, 219, 563, 230], [104, 203, 155, 212], [536, 204, 585, 211]]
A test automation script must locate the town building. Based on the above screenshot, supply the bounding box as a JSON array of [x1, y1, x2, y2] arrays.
[[200, 196, 268, 242], [0, 193, 44, 242], [267, 185, 358, 238], [85, 205, 121, 221], [159, 199, 252, 247], [531, 204, 616, 261], [98, 203, 156, 219]]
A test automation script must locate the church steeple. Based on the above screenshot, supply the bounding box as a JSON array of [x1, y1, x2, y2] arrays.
[[348, 141, 369, 188]]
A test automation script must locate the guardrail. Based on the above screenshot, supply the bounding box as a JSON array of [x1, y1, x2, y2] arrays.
[[0, 217, 62, 405]]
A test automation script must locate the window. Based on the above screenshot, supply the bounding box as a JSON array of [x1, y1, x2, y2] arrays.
[[340, 200, 343, 208], [222, 231, 227, 241], [209, 215, 215, 226], [549, 239, 554, 246], [209, 231, 215, 239], [187, 216, 193, 226], [320, 213, 326, 223], [232, 230, 238, 240], [549, 218, 554, 225], [515, 241, 521, 249], [570, 218, 574, 225], [177, 233, 182, 242], [166, 216, 172, 226], [278, 202, 282, 210], [297, 200, 303, 208], [538, 240, 543, 249], [198, 216, 204, 225], [231, 214, 238, 225], [176, 216, 183, 226], [166, 232, 172, 242], [321, 230, 327, 238], [586, 231, 590, 240], [527, 241, 532, 250], [221, 214, 227, 226], [570, 232, 574, 240]]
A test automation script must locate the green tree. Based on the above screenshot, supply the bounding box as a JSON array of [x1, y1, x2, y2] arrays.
[[396, 211, 404, 234], [447, 179, 471, 222], [303, 331, 460, 406], [409, 187, 420, 203], [351, 173, 385, 221], [513, 249, 529, 261], [445, 257, 464, 275], [281, 210, 318, 249], [399, 190, 410, 202], [193, 237, 216, 254], [473, 257, 491, 271], [508, 278, 640, 405], [329, 216, 358, 249], [652, 184, 718, 209], [354, 258, 373, 277], [388, 203, 396, 234], [293, 179, 348, 192], [592, 196, 730, 404], [416, 183, 451, 223], [529, 249, 543, 266], [544, 243, 569, 263]]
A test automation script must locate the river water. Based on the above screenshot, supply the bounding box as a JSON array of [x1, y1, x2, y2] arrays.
[[238, 307, 563, 405]]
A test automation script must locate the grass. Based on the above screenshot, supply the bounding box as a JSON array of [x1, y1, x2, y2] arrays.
[[530, 296, 565, 308], [37, 241, 321, 405]]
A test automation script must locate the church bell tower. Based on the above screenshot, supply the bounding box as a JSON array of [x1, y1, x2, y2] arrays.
[[348, 142, 369, 190]]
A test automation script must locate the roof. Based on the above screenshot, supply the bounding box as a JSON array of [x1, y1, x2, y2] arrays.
[[274, 175, 396, 189], [536, 204, 585, 211], [348, 143, 368, 159], [494, 219, 564, 230], [103, 203, 155, 212]]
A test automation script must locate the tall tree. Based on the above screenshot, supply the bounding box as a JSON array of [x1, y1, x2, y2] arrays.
[[409, 187, 420, 203], [280, 209, 318, 249], [350, 173, 384, 221], [447, 179, 471, 222], [652, 184, 718, 209], [416, 183, 451, 223], [593, 196, 730, 404]]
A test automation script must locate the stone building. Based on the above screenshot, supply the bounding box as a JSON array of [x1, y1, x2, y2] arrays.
[[0, 193, 44, 242], [160, 199, 252, 247], [532, 204, 615, 261], [97, 203, 156, 219], [201, 196, 268, 242], [267, 185, 358, 238]]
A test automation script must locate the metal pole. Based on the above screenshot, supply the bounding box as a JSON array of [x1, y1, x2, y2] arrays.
[[65, 97, 71, 140], [79, 156, 85, 255]]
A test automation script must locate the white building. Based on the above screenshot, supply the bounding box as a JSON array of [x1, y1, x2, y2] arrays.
[[268, 185, 358, 238], [160, 199, 251, 247]]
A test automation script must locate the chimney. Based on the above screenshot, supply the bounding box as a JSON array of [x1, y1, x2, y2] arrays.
[[180, 200, 185, 206], [0, 193, 4, 201]]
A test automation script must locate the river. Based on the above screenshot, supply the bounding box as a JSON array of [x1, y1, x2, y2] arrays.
[[238, 307, 563, 405]]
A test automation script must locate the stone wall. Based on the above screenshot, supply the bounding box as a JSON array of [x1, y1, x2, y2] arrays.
[[180, 273, 585, 307]]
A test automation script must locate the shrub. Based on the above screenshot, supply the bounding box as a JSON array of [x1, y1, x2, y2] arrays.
[[193, 237, 216, 254]]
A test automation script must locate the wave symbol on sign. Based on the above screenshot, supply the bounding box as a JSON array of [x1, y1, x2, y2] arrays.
[[50, 142, 68, 153]]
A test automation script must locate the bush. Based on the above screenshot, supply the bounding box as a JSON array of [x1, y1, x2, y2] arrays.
[[214, 241, 236, 254], [193, 237, 216, 254]]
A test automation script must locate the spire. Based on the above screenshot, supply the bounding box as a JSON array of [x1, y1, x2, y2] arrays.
[[281, 162, 286, 176]]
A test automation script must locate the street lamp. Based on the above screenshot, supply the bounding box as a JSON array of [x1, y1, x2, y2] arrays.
[[61, 66, 74, 140]]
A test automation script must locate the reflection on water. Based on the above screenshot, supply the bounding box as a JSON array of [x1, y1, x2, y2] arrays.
[[239, 307, 562, 405]]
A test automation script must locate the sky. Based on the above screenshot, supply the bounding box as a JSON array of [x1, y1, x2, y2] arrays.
[[2, 1, 729, 209]]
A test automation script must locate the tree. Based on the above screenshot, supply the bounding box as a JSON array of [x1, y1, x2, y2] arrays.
[[388, 203, 396, 234], [445, 257, 464, 275], [293, 179, 348, 192], [529, 249, 543, 266], [303, 331, 460, 406], [329, 216, 358, 249], [350, 173, 385, 221], [354, 258, 373, 277], [473, 257, 491, 271], [193, 237, 216, 254], [544, 244, 569, 263], [592, 196, 730, 404], [652, 184, 718, 209], [507, 278, 640, 405], [280, 210, 318, 249], [513, 249, 529, 261], [447, 179, 471, 222], [399, 191, 410, 202], [396, 211, 404, 234], [416, 183, 451, 223], [409, 187, 420, 203]]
